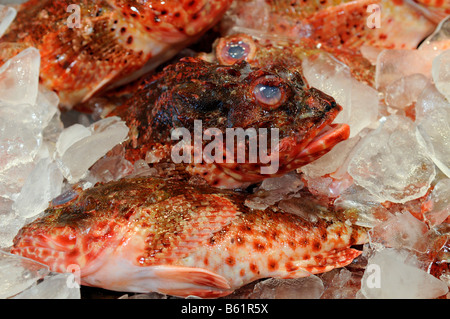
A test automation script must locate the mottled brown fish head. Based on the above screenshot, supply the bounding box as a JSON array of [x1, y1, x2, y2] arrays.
[[113, 56, 349, 188]]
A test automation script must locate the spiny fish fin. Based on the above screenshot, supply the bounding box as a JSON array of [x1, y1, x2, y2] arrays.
[[154, 266, 232, 298], [299, 248, 363, 275]]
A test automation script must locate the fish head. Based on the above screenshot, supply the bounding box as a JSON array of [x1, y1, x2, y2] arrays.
[[10, 188, 128, 275], [118, 57, 348, 187], [110, 0, 233, 43]]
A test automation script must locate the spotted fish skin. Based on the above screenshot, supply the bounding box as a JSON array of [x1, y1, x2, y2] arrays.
[[11, 177, 367, 298], [1, 0, 232, 108]]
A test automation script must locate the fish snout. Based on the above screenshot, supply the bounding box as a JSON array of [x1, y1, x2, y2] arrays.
[[11, 225, 79, 273]]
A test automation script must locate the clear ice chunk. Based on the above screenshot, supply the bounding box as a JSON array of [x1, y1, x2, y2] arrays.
[[348, 115, 436, 203], [0, 251, 49, 299], [0, 47, 41, 106], [431, 50, 450, 102], [415, 82, 450, 121], [375, 49, 441, 91], [360, 248, 448, 299], [320, 268, 362, 299], [12, 157, 63, 218], [301, 134, 361, 178], [55, 124, 91, 158], [244, 172, 303, 210], [334, 185, 392, 228], [424, 178, 450, 227], [384, 74, 429, 109], [369, 211, 429, 252], [0, 5, 16, 38], [419, 16, 450, 51], [302, 53, 379, 138], [247, 276, 324, 299], [88, 155, 134, 184], [416, 105, 450, 177], [56, 117, 129, 184], [12, 273, 80, 299]]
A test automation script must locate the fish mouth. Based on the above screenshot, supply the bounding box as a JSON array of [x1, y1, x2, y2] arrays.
[[10, 232, 74, 274], [294, 123, 351, 164]]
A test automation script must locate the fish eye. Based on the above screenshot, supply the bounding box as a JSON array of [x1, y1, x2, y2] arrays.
[[252, 75, 287, 109], [216, 34, 256, 65]]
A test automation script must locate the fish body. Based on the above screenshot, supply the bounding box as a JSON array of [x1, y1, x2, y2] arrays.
[[220, 0, 439, 50], [1, 0, 232, 108], [11, 177, 367, 298], [111, 57, 349, 188]]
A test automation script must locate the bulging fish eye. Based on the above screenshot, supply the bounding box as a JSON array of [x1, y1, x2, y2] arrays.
[[252, 75, 287, 109], [216, 34, 256, 65]]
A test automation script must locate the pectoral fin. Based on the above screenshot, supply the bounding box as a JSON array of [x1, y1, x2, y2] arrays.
[[153, 265, 232, 298]]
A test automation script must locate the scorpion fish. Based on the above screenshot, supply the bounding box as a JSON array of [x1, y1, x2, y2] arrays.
[[11, 176, 368, 298], [1, 0, 232, 108], [111, 56, 350, 189], [220, 0, 442, 50]]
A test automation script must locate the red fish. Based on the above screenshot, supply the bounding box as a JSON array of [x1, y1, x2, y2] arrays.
[[1, 0, 232, 108], [111, 57, 350, 188], [11, 177, 368, 298]]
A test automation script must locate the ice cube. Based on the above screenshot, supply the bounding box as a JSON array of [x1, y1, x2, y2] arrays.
[[0, 197, 26, 248], [419, 16, 450, 51], [0, 251, 49, 299], [360, 248, 448, 299], [431, 50, 450, 102], [375, 49, 441, 91], [415, 82, 450, 121], [0, 5, 16, 38], [0, 47, 40, 106], [88, 155, 134, 184], [247, 276, 324, 299], [415, 106, 450, 177], [244, 172, 303, 210], [57, 117, 129, 184], [424, 178, 450, 227], [348, 115, 436, 203], [12, 273, 80, 299], [302, 53, 379, 138], [301, 135, 361, 178], [334, 185, 392, 228], [302, 173, 353, 199], [55, 124, 91, 158], [384, 74, 429, 109], [369, 211, 429, 252], [320, 268, 362, 299], [12, 158, 63, 218]]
